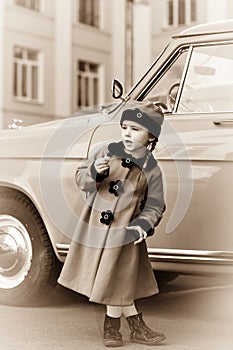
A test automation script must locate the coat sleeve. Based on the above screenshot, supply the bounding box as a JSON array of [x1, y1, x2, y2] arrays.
[[129, 166, 166, 236], [75, 144, 108, 193]]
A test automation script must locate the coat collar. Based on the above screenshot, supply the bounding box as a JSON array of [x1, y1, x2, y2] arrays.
[[107, 141, 157, 171]]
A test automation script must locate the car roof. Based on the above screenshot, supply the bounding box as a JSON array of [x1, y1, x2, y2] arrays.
[[173, 19, 233, 38]]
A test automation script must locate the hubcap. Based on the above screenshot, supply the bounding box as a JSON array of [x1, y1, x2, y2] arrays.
[[0, 215, 33, 289]]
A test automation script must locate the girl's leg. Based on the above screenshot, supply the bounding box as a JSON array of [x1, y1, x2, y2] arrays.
[[106, 305, 123, 318], [103, 305, 123, 347], [122, 303, 138, 318]]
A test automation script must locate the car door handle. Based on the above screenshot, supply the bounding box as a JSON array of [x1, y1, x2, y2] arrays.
[[213, 120, 233, 125]]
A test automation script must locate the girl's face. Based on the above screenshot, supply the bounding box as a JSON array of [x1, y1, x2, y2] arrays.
[[121, 121, 154, 156]]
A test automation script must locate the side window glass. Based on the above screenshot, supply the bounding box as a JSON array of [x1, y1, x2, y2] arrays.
[[178, 44, 233, 113], [146, 50, 188, 112]]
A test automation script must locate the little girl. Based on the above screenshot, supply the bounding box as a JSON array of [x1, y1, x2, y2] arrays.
[[58, 103, 166, 347]]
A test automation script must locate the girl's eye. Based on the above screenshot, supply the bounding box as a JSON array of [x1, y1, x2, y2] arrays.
[[132, 127, 139, 131]]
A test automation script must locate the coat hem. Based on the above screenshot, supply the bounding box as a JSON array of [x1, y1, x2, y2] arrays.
[[89, 289, 160, 306], [58, 278, 159, 306]]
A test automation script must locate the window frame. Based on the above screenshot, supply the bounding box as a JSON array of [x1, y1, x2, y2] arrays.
[[76, 59, 100, 109], [137, 40, 233, 115], [78, 0, 100, 28], [13, 46, 43, 104], [15, 0, 41, 12], [137, 45, 190, 102], [166, 0, 197, 28], [140, 47, 190, 112]]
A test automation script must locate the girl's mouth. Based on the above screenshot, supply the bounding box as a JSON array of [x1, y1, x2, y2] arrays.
[[125, 140, 132, 146]]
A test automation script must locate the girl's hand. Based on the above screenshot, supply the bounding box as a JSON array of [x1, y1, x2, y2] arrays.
[[126, 225, 147, 245], [94, 156, 110, 174]]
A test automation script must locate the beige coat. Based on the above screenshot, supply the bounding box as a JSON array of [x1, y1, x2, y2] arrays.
[[58, 142, 165, 306]]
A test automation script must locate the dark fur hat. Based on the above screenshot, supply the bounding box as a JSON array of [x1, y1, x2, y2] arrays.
[[120, 103, 164, 138]]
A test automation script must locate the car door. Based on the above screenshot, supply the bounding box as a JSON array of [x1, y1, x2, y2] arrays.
[[144, 42, 233, 254]]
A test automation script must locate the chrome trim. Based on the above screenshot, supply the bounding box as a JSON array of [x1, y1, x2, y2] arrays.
[[56, 244, 233, 265], [148, 248, 233, 265], [173, 46, 193, 113]]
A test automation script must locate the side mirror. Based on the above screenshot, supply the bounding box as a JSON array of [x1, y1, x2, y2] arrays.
[[111, 79, 124, 99]]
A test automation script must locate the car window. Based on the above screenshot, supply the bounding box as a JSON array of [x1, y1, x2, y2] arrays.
[[145, 49, 188, 111], [177, 43, 233, 113]]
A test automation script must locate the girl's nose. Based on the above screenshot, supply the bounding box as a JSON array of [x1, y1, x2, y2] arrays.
[[125, 127, 131, 136]]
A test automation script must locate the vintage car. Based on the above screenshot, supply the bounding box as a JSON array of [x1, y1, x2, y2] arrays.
[[1, 19, 233, 306]]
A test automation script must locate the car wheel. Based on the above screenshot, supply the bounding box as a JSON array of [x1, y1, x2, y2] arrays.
[[0, 189, 61, 306]]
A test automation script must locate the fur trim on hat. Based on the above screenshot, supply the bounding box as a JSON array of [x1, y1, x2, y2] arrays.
[[120, 105, 164, 138]]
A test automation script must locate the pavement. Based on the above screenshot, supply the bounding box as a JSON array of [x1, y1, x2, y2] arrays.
[[1, 275, 233, 350]]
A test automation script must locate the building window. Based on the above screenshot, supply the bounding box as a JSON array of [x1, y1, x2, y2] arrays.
[[13, 47, 42, 103], [125, 0, 134, 89], [178, 0, 185, 25], [167, 0, 196, 27], [15, 0, 40, 11], [79, 0, 99, 27], [76, 60, 99, 108], [190, 0, 196, 22]]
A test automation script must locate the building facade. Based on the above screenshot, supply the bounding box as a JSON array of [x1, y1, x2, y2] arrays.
[[0, 0, 233, 128], [151, 0, 233, 62]]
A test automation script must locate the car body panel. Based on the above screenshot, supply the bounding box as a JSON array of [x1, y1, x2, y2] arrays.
[[1, 20, 233, 275], [0, 111, 120, 256]]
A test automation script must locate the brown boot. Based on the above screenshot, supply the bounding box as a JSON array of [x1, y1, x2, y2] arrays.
[[126, 312, 166, 345], [103, 315, 123, 347]]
